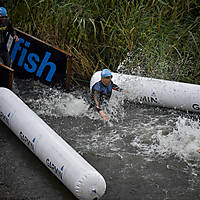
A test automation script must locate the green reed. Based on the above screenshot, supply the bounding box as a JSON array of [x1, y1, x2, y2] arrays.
[[7, 0, 200, 84]]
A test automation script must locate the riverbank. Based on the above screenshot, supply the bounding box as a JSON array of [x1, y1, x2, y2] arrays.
[[6, 0, 200, 84]]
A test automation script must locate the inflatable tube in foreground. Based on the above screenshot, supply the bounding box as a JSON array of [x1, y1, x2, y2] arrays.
[[0, 87, 106, 200], [90, 71, 200, 113]]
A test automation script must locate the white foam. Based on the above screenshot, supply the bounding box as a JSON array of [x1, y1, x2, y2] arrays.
[[13, 78, 200, 167], [152, 117, 200, 163], [14, 80, 89, 117]]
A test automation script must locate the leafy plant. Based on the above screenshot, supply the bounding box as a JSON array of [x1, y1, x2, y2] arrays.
[[6, 0, 200, 84]]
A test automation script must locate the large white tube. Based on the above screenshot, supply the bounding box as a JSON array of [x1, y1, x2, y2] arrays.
[[90, 71, 200, 113], [0, 87, 106, 200]]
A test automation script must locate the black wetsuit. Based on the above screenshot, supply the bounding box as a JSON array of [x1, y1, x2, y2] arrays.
[[91, 80, 122, 112], [0, 18, 16, 67]]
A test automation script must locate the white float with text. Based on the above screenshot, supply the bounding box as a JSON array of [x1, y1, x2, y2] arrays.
[[0, 87, 106, 200], [90, 71, 200, 113]]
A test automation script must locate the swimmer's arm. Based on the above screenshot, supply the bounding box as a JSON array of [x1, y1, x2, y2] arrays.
[[112, 83, 124, 92], [94, 91, 109, 121], [94, 91, 101, 110], [112, 83, 129, 94], [99, 110, 109, 121]]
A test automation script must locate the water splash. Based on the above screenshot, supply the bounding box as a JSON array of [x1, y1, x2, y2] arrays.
[[128, 115, 200, 168], [13, 78, 200, 167], [13, 79, 89, 117], [151, 117, 200, 164]]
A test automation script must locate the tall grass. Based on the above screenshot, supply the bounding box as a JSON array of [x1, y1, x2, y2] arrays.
[[5, 0, 200, 84]]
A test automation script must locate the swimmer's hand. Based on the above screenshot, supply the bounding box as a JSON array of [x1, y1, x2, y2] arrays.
[[197, 149, 200, 153], [99, 110, 110, 121]]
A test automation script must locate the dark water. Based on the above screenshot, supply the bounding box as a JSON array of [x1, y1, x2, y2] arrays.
[[1, 78, 200, 200]]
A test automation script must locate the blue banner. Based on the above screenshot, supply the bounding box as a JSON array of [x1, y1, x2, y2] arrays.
[[8, 29, 72, 88]]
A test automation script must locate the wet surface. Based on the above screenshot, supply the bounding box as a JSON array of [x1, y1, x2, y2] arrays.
[[1, 79, 200, 200]]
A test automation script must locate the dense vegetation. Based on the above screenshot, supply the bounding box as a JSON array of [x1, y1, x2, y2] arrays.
[[3, 0, 200, 84]]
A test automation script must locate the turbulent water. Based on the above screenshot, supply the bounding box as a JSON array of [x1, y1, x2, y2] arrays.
[[1, 78, 200, 200]]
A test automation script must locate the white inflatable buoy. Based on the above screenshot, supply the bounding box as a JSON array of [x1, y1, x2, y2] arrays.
[[0, 87, 106, 200], [90, 71, 200, 113]]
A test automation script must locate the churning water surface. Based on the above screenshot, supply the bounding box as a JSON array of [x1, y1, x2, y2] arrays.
[[1, 78, 200, 200]]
